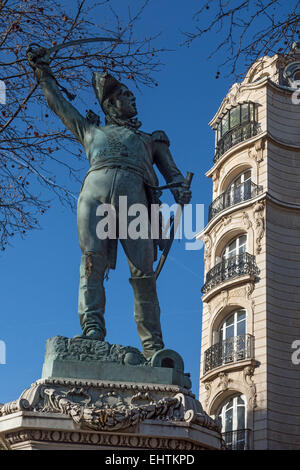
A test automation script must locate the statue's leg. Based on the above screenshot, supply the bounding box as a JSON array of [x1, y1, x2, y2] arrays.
[[77, 189, 110, 340], [77, 251, 107, 339], [121, 238, 164, 360]]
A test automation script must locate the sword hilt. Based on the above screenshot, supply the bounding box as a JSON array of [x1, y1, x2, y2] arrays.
[[184, 171, 194, 190]]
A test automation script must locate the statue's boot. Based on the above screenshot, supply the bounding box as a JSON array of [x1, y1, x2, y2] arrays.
[[129, 275, 164, 360], [77, 252, 107, 340]]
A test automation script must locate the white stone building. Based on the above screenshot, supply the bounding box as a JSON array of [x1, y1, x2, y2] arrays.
[[198, 45, 300, 450]]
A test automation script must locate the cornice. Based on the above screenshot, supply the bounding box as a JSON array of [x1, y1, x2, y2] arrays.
[[200, 358, 258, 384], [201, 275, 257, 304], [205, 131, 300, 179], [209, 77, 295, 129], [205, 131, 267, 178], [196, 192, 266, 240]]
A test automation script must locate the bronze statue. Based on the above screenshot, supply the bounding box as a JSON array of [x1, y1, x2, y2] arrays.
[[26, 45, 192, 360]]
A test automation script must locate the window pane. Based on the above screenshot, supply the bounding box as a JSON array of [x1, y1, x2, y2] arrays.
[[237, 404, 245, 429], [237, 310, 246, 321], [231, 127, 242, 146], [228, 238, 237, 252], [237, 395, 245, 405], [222, 113, 229, 134], [241, 103, 249, 122], [225, 324, 234, 339], [237, 319, 246, 336], [244, 170, 251, 181], [226, 313, 235, 327], [239, 235, 247, 253], [225, 397, 234, 411], [219, 325, 224, 342], [234, 175, 242, 186], [230, 106, 240, 129], [224, 408, 233, 432]]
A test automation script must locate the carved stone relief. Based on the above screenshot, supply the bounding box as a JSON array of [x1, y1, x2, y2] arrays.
[[243, 366, 257, 409], [0, 378, 221, 434], [253, 200, 265, 254], [242, 211, 252, 230], [204, 234, 212, 272], [217, 372, 232, 392], [248, 137, 265, 166]]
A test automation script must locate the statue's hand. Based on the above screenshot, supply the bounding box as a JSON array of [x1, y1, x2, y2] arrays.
[[26, 44, 51, 70], [172, 185, 192, 205]]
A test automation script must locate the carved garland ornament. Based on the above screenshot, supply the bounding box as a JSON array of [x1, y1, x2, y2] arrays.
[[42, 387, 182, 431], [0, 380, 221, 435]]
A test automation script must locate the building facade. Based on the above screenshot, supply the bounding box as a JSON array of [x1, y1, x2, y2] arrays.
[[198, 45, 300, 450]]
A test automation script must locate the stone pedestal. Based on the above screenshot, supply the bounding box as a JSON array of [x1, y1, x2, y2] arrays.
[[0, 337, 223, 450]]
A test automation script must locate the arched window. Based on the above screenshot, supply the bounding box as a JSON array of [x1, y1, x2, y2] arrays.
[[219, 309, 246, 342], [216, 309, 250, 365], [225, 169, 252, 204], [208, 168, 263, 221], [218, 394, 249, 449]]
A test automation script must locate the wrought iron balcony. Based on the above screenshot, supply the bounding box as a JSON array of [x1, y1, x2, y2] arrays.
[[204, 334, 254, 374], [201, 252, 259, 295], [208, 180, 263, 222], [214, 121, 259, 163], [222, 429, 252, 450]]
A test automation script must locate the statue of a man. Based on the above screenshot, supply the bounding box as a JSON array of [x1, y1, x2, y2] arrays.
[[27, 46, 191, 360]]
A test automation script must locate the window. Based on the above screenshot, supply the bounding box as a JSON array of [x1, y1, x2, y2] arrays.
[[225, 170, 252, 207], [222, 234, 247, 260], [214, 102, 257, 161], [219, 309, 246, 342], [217, 309, 248, 364], [219, 395, 249, 449], [217, 103, 256, 140], [208, 169, 263, 222]]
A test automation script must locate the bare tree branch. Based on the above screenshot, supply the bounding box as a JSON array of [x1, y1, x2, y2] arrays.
[[0, 0, 166, 251], [183, 0, 300, 77]]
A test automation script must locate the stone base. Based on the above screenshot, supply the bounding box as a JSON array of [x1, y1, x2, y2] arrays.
[[0, 377, 223, 450], [0, 336, 222, 450], [41, 336, 192, 389]]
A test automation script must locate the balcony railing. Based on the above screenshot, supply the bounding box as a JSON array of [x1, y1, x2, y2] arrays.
[[204, 334, 254, 373], [222, 429, 252, 450], [201, 252, 259, 295], [214, 121, 259, 163], [208, 180, 263, 222]]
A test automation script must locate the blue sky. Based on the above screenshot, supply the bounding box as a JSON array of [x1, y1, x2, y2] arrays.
[[0, 0, 241, 403]]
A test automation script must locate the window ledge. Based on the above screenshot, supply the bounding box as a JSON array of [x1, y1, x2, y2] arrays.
[[202, 274, 256, 303], [201, 358, 258, 383]]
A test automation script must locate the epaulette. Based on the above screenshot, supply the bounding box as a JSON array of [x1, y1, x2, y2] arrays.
[[151, 130, 170, 146]]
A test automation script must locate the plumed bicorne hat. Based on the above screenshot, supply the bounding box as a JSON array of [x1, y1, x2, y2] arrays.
[[92, 72, 126, 107]]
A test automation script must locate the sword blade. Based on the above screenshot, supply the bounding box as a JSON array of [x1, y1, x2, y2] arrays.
[[155, 172, 194, 280], [48, 36, 122, 54]]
